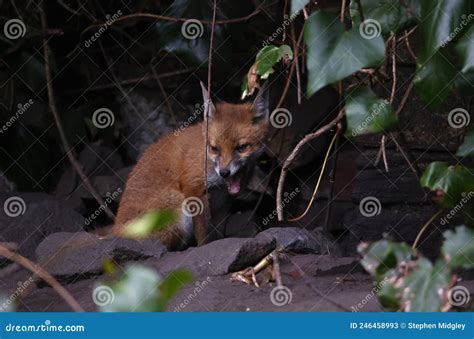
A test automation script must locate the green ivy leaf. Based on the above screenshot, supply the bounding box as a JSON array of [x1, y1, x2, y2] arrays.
[[98, 265, 163, 312], [358, 240, 412, 278], [97, 265, 192, 312], [305, 11, 385, 97], [256, 45, 293, 79], [419, 0, 469, 58], [241, 45, 293, 98], [344, 87, 398, 137], [414, 50, 457, 111], [442, 225, 474, 269], [400, 258, 451, 312], [420, 161, 474, 207], [158, 269, 194, 310], [456, 129, 474, 158], [122, 210, 178, 238], [349, 0, 419, 36], [455, 25, 474, 74]]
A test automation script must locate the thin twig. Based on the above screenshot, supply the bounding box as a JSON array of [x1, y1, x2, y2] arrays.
[[276, 110, 345, 220], [0, 245, 84, 312], [412, 209, 443, 250], [275, 28, 304, 109], [83, 1, 267, 34], [395, 81, 414, 115], [289, 130, 339, 222], [340, 0, 347, 21], [40, 6, 115, 220], [323, 123, 342, 232], [204, 0, 217, 215], [389, 132, 420, 178], [62, 68, 195, 95]]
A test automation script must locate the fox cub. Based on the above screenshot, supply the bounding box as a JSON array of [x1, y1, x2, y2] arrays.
[[113, 82, 269, 249]]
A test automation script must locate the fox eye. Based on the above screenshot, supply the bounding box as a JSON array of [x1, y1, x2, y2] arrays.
[[209, 145, 220, 153], [235, 143, 250, 153]]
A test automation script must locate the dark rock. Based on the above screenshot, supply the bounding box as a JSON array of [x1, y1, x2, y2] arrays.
[[256, 227, 328, 254], [75, 167, 131, 199], [0, 193, 85, 260], [340, 205, 455, 258], [153, 237, 276, 277], [352, 150, 458, 204], [35, 232, 167, 280], [281, 254, 362, 277]]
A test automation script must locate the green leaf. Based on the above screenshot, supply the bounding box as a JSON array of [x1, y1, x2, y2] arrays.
[[158, 269, 193, 310], [291, 0, 310, 16], [97, 265, 192, 312], [122, 210, 178, 238], [358, 240, 412, 278], [241, 45, 293, 98], [98, 265, 163, 312], [419, 0, 469, 58], [455, 24, 474, 74], [256, 45, 293, 79], [155, 0, 230, 66], [349, 0, 419, 36], [305, 11, 385, 97], [414, 50, 457, 111], [344, 87, 398, 137], [442, 225, 474, 269], [420, 161, 474, 207], [400, 258, 451, 312], [456, 129, 474, 158]]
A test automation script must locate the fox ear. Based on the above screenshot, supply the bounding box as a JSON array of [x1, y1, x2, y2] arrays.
[[251, 81, 269, 122], [200, 81, 215, 120]]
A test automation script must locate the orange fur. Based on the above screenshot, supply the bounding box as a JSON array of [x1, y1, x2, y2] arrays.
[[113, 102, 268, 249]]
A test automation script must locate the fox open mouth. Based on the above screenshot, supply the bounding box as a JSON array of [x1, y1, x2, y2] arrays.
[[224, 171, 244, 195]]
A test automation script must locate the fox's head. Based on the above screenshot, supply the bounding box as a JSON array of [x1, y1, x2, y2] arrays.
[[200, 82, 269, 195]]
